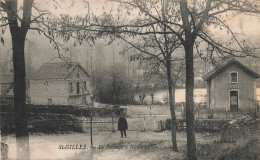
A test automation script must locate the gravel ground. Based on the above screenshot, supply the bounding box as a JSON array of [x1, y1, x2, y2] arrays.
[[2, 131, 220, 160]]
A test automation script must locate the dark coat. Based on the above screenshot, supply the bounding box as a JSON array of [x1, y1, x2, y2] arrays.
[[118, 117, 128, 130]]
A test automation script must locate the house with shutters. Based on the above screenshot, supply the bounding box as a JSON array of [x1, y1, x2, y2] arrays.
[[203, 58, 259, 112], [30, 62, 92, 106]]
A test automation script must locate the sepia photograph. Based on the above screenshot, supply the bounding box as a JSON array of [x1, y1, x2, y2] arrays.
[[0, 0, 260, 159]]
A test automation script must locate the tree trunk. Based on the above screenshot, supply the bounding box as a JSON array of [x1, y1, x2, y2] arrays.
[[185, 44, 197, 160], [12, 33, 30, 160], [90, 110, 93, 147], [115, 92, 119, 104], [166, 60, 178, 151], [4, 0, 33, 159], [112, 78, 116, 104], [151, 93, 154, 105]]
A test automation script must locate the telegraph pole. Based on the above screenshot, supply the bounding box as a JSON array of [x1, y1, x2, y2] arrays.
[[90, 57, 94, 148]]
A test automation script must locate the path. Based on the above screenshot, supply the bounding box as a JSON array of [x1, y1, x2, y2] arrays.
[[2, 131, 219, 160]]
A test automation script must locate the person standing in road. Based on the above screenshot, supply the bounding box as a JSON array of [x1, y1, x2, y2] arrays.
[[118, 116, 128, 138]]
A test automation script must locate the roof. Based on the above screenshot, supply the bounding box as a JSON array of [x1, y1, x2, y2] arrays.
[[31, 62, 90, 80], [0, 73, 13, 84], [203, 58, 260, 81]]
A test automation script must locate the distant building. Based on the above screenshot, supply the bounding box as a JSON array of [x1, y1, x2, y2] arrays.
[[30, 62, 92, 106], [203, 58, 259, 112], [0, 73, 32, 105], [0, 73, 14, 105]]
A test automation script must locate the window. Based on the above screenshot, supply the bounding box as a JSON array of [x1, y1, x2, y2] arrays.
[[76, 82, 80, 94], [48, 99, 52, 105], [77, 73, 80, 78], [82, 96, 86, 105], [83, 82, 87, 90], [69, 82, 73, 93], [230, 72, 238, 83]]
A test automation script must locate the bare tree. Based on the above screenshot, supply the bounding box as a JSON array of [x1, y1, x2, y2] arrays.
[[94, 63, 134, 104], [1, 1, 34, 159], [138, 94, 146, 104], [96, 0, 186, 152], [126, 47, 185, 151]]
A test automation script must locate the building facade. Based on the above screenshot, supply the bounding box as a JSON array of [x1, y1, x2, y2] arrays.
[[30, 62, 92, 106], [0, 73, 14, 105], [203, 59, 259, 112]]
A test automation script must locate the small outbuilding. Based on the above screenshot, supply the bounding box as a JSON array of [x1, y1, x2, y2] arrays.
[[203, 58, 259, 112]]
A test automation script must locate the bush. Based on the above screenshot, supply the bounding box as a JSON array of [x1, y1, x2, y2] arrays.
[[218, 137, 259, 160], [220, 114, 258, 142]]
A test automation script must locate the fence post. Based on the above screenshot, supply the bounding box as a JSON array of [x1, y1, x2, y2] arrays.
[[225, 108, 228, 119], [149, 105, 152, 116], [112, 117, 115, 132], [81, 117, 84, 132], [143, 116, 146, 132], [182, 102, 185, 119], [153, 116, 156, 131]]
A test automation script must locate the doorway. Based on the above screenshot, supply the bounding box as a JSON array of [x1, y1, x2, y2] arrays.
[[230, 90, 238, 111]]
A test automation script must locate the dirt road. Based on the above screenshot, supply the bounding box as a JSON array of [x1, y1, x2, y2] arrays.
[[2, 131, 219, 160]]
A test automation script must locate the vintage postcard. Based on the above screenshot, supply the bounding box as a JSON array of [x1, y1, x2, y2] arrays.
[[1, 0, 260, 160]]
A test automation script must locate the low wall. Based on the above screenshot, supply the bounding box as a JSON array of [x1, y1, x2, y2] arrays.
[[28, 120, 83, 132], [1, 105, 127, 117], [0, 105, 127, 133], [195, 109, 258, 120]]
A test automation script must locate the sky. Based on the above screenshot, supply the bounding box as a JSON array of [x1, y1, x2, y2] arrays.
[[1, 0, 260, 73]]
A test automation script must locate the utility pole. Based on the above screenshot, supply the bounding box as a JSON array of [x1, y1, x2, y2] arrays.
[[113, 49, 115, 65], [90, 57, 94, 148], [44, 81, 48, 105]]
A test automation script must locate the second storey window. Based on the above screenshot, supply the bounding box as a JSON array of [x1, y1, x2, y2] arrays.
[[83, 82, 87, 90], [230, 72, 238, 83], [69, 82, 73, 93], [77, 82, 80, 94]]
